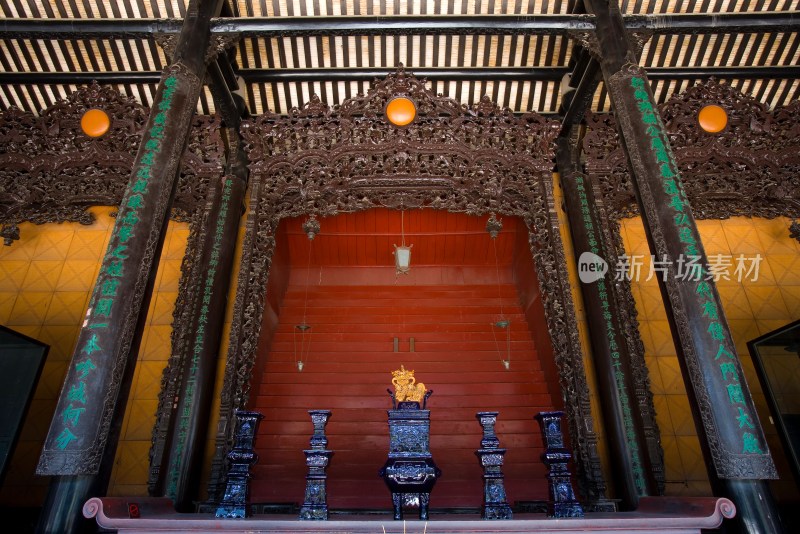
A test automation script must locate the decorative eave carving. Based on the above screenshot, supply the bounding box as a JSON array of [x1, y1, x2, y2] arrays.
[[242, 67, 559, 215], [337, 64, 466, 119], [0, 83, 147, 230], [584, 79, 800, 220], [176, 114, 226, 217], [0, 83, 226, 242]]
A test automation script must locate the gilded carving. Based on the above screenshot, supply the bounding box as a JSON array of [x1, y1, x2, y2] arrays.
[[391, 366, 427, 403]]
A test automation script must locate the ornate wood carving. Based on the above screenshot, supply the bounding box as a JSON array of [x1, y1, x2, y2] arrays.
[[35, 63, 210, 477], [0, 81, 224, 478], [208, 67, 608, 503], [567, 30, 652, 61], [0, 83, 225, 242], [154, 33, 241, 65], [584, 80, 800, 221]]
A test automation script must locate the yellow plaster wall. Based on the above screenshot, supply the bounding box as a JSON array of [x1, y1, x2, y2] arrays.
[[0, 207, 188, 505], [622, 216, 800, 498]]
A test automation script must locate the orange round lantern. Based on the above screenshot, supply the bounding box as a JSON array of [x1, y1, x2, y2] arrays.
[[386, 97, 416, 126], [697, 104, 728, 134], [80, 108, 111, 138]]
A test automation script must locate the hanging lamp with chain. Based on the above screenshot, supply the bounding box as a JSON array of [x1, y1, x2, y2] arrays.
[[487, 213, 512, 370], [394, 209, 413, 275], [294, 216, 320, 372]]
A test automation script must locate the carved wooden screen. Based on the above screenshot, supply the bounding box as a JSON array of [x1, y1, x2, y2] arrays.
[[582, 80, 800, 488], [0, 82, 224, 244], [207, 68, 608, 503], [585, 80, 800, 221]]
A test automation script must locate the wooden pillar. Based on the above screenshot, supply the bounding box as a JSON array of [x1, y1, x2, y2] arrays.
[[159, 173, 246, 511], [34, 1, 223, 532], [156, 82, 248, 509], [556, 135, 658, 509], [585, 0, 782, 531]]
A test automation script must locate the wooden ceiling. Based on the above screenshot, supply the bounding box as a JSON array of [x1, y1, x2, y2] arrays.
[[280, 209, 521, 267], [0, 0, 797, 116]]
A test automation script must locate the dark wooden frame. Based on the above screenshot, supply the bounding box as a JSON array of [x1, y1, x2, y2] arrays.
[[0, 325, 48, 484], [206, 67, 608, 504]]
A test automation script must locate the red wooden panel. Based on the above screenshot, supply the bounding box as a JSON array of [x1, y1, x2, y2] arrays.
[[250, 279, 556, 509], [249, 211, 554, 509], [281, 209, 520, 268]]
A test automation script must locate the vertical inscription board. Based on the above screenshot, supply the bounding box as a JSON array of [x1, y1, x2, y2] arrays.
[[37, 71, 196, 475], [572, 173, 647, 493], [606, 64, 776, 479]]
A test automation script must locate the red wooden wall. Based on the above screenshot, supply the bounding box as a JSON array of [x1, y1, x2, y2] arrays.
[[249, 210, 557, 510]]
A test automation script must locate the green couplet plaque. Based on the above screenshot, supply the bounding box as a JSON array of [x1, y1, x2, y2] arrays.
[[36, 70, 198, 476]]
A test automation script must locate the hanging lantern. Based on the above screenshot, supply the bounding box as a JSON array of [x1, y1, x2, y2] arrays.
[[394, 244, 413, 274], [393, 210, 413, 275], [488, 214, 511, 370], [294, 216, 319, 371], [294, 324, 311, 372]]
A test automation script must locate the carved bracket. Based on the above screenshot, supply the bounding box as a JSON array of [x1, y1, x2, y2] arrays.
[[568, 30, 652, 61], [154, 33, 241, 65]]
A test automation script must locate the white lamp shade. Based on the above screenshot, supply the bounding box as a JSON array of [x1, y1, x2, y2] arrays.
[[394, 244, 412, 274]]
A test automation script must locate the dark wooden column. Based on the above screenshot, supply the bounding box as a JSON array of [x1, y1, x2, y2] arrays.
[[585, 0, 782, 531], [152, 58, 249, 511], [557, 134, 658, 509], [34, 1, 223, 532], [557, 28, 662, 507]]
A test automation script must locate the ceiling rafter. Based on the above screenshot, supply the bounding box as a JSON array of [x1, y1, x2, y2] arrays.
[[0, 2, 796, 116]]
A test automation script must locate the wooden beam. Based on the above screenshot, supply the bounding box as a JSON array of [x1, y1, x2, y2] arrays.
[[3, 66, 798, 86], [586, 0, 782, 530], [0, 13, 796, 38]]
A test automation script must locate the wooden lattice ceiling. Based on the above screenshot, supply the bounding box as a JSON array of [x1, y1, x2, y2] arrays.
[[0, 0, 798, 115]]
